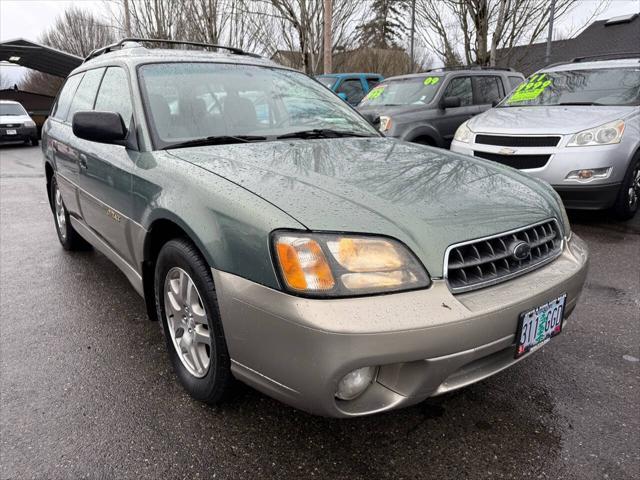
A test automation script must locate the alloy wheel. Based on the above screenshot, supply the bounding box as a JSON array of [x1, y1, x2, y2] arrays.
[[54, 183, 67, 240], [164, 267, 211, 378], [628, 164, 640, 210]]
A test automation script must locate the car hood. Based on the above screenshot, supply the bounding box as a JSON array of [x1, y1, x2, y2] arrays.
[[469, 105, 635, 135], [0, 114, 30, 124], [169, 137, 561, 276]]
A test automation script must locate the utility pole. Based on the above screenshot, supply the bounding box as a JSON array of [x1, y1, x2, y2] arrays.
[[124, 0, 131, 37], [545, 0, 556, 65], [323, 0, 332, 74], [409, 0, 416, 73]]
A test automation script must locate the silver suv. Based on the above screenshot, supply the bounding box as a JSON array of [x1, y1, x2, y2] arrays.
[[451, 56, 640, 220]]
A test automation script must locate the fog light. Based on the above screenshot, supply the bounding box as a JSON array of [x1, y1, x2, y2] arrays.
[[335, 366, 376, 400], [565, 168, 611, 182]]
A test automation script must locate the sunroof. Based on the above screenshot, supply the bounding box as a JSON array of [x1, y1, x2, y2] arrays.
[[605, 13, 638, 26]]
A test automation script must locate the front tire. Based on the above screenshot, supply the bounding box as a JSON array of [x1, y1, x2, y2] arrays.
[[50, 176, 90, 250], [612, 155, 639, 221], [154, 238, 232, 404]]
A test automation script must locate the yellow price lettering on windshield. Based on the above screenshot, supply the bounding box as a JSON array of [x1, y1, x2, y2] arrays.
[[508, 73, 552, 103], [366, 86, 385, 99], [423, 76, 440, 85]]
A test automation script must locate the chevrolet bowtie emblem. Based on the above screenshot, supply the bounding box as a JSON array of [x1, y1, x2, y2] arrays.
[[499, 147, 517, 155]]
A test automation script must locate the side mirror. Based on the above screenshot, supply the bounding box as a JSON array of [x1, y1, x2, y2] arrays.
[[441, 96, 462, 109], [72, 111, 127, 144], [337, 92, 348, 102]]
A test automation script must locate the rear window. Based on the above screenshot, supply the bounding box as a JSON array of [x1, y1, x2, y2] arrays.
[[316, 76, 337, 89]]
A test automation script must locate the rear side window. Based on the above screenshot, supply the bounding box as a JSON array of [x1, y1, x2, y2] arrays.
[[66, 68, 105, 122], [473, 76, 503, 104], [367, 77, 381, 89], [337, 79, 365, 104], [444, 76, 472, 106], [52, 73, 83, 121], [94, 67, 133, 124], [508, 76, 524, 91]]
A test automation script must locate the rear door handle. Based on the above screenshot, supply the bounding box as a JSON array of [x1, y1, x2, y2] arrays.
[[79, 153, 87, 169]]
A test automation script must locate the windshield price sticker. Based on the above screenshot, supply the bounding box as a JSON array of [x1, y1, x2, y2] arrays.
[[508, 73, 552, 103], [423, 76, 440, 85], [366, 86, 385, 99]]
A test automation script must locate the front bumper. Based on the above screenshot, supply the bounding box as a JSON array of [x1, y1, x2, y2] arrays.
[[213, 234, 588, 417], [450, 138, 634, 210], [0, 125, 37, 143]]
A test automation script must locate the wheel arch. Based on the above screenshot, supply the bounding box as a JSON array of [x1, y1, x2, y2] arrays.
[[402, 124, 443, 147]]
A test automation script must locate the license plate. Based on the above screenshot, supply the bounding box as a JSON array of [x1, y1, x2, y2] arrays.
[[6, 129, 17, 135], [515, 294, 566, 358]]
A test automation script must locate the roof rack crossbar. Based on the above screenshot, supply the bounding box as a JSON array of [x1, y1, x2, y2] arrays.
[[84, 37, 260, 63], [421, 65, 514, 73], [571, 52, 640, 63]]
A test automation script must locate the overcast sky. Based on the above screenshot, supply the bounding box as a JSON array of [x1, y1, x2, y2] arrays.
[[1, 0, 639, 84]]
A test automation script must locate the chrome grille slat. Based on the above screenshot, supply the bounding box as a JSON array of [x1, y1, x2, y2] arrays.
[[445, 219, 562, 293]]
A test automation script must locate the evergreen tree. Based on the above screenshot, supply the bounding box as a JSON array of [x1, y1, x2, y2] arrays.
[[357, 0, 408, 49]]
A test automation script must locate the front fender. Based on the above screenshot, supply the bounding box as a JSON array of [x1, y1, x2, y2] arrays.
[[133, 151, 304, 290]]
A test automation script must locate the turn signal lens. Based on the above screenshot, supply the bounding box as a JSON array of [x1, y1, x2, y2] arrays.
[[275, 237, 335, 292], [272, 232, 430, 297]]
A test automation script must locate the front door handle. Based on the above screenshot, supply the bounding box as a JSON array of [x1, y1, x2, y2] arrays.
[[79, 153, 87, 169]]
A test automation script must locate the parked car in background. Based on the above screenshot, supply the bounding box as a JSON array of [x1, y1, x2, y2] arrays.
[[43, 39, 587, 418], [357, 67, 524, 147], [0, 100, 39, 146], [451, 56, 640, 220], [316, 73, 384, 106]]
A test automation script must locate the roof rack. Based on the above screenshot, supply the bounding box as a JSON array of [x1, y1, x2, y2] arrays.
[[571, 52, 640, 63], [84, 38, 261, 63], [422, 65, 514, 73]]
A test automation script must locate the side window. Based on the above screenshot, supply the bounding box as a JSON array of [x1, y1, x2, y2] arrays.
[[443, 76, 472, 106], [51, 73, 83, 121], [473, 76, 502, 105], [337, 79, 365, 104], [94, 67, 133, 123], [366, 77, 381, 89], [66, 68, 105, 122], [508, 76, 524, 91]]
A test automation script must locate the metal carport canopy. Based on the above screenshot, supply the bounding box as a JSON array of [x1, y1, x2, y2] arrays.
[[0, 39, 82, 78]]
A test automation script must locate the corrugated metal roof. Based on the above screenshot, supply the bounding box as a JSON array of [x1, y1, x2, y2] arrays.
[[0, 39, 82, 78]]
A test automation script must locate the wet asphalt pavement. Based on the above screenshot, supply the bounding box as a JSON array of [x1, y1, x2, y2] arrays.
[[1, 144, 638, 480]]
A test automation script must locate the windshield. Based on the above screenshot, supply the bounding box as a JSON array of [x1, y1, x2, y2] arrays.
[[316, 75, 337, 89], [358, 76, 442, 107], [501, 67, 640, 107], [139, 63, 376, 148], [0, 103, 27, 116]]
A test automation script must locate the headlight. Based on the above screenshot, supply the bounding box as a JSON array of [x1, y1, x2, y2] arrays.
[[272, 231, 430, 297], [453, 120, 473, 143], [24, 120, 36, 128], [379, 116, 392, 132], [567, 119, 625, 147]]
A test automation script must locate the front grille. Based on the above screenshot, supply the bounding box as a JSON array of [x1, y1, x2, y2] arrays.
[[474, 151, 550, 169], [445, 219, 562, 293], [475, 135, 560, 147], [1, 123, 20, 128]]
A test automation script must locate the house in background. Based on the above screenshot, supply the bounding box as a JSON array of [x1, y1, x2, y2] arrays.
[[497, 13, 640, 75]]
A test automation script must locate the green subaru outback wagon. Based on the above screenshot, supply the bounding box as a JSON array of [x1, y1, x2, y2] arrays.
[[42, 39, 588, 417]]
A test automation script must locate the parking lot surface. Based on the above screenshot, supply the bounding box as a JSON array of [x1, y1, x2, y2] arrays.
[[1, 144, 638, 480]]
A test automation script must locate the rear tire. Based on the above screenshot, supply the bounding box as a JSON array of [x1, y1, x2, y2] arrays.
[[611, 155, 639, 221], [154, 238, 233, 405], [50, 176, 90, 250]]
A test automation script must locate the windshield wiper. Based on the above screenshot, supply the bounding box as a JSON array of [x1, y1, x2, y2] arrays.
[[163, 135, 267, 150], [554, 101, 606, 106], [276, 129, 375, 140]]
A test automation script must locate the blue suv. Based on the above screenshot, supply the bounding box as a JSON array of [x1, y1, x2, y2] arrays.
[[316, 73, 384, 106]]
